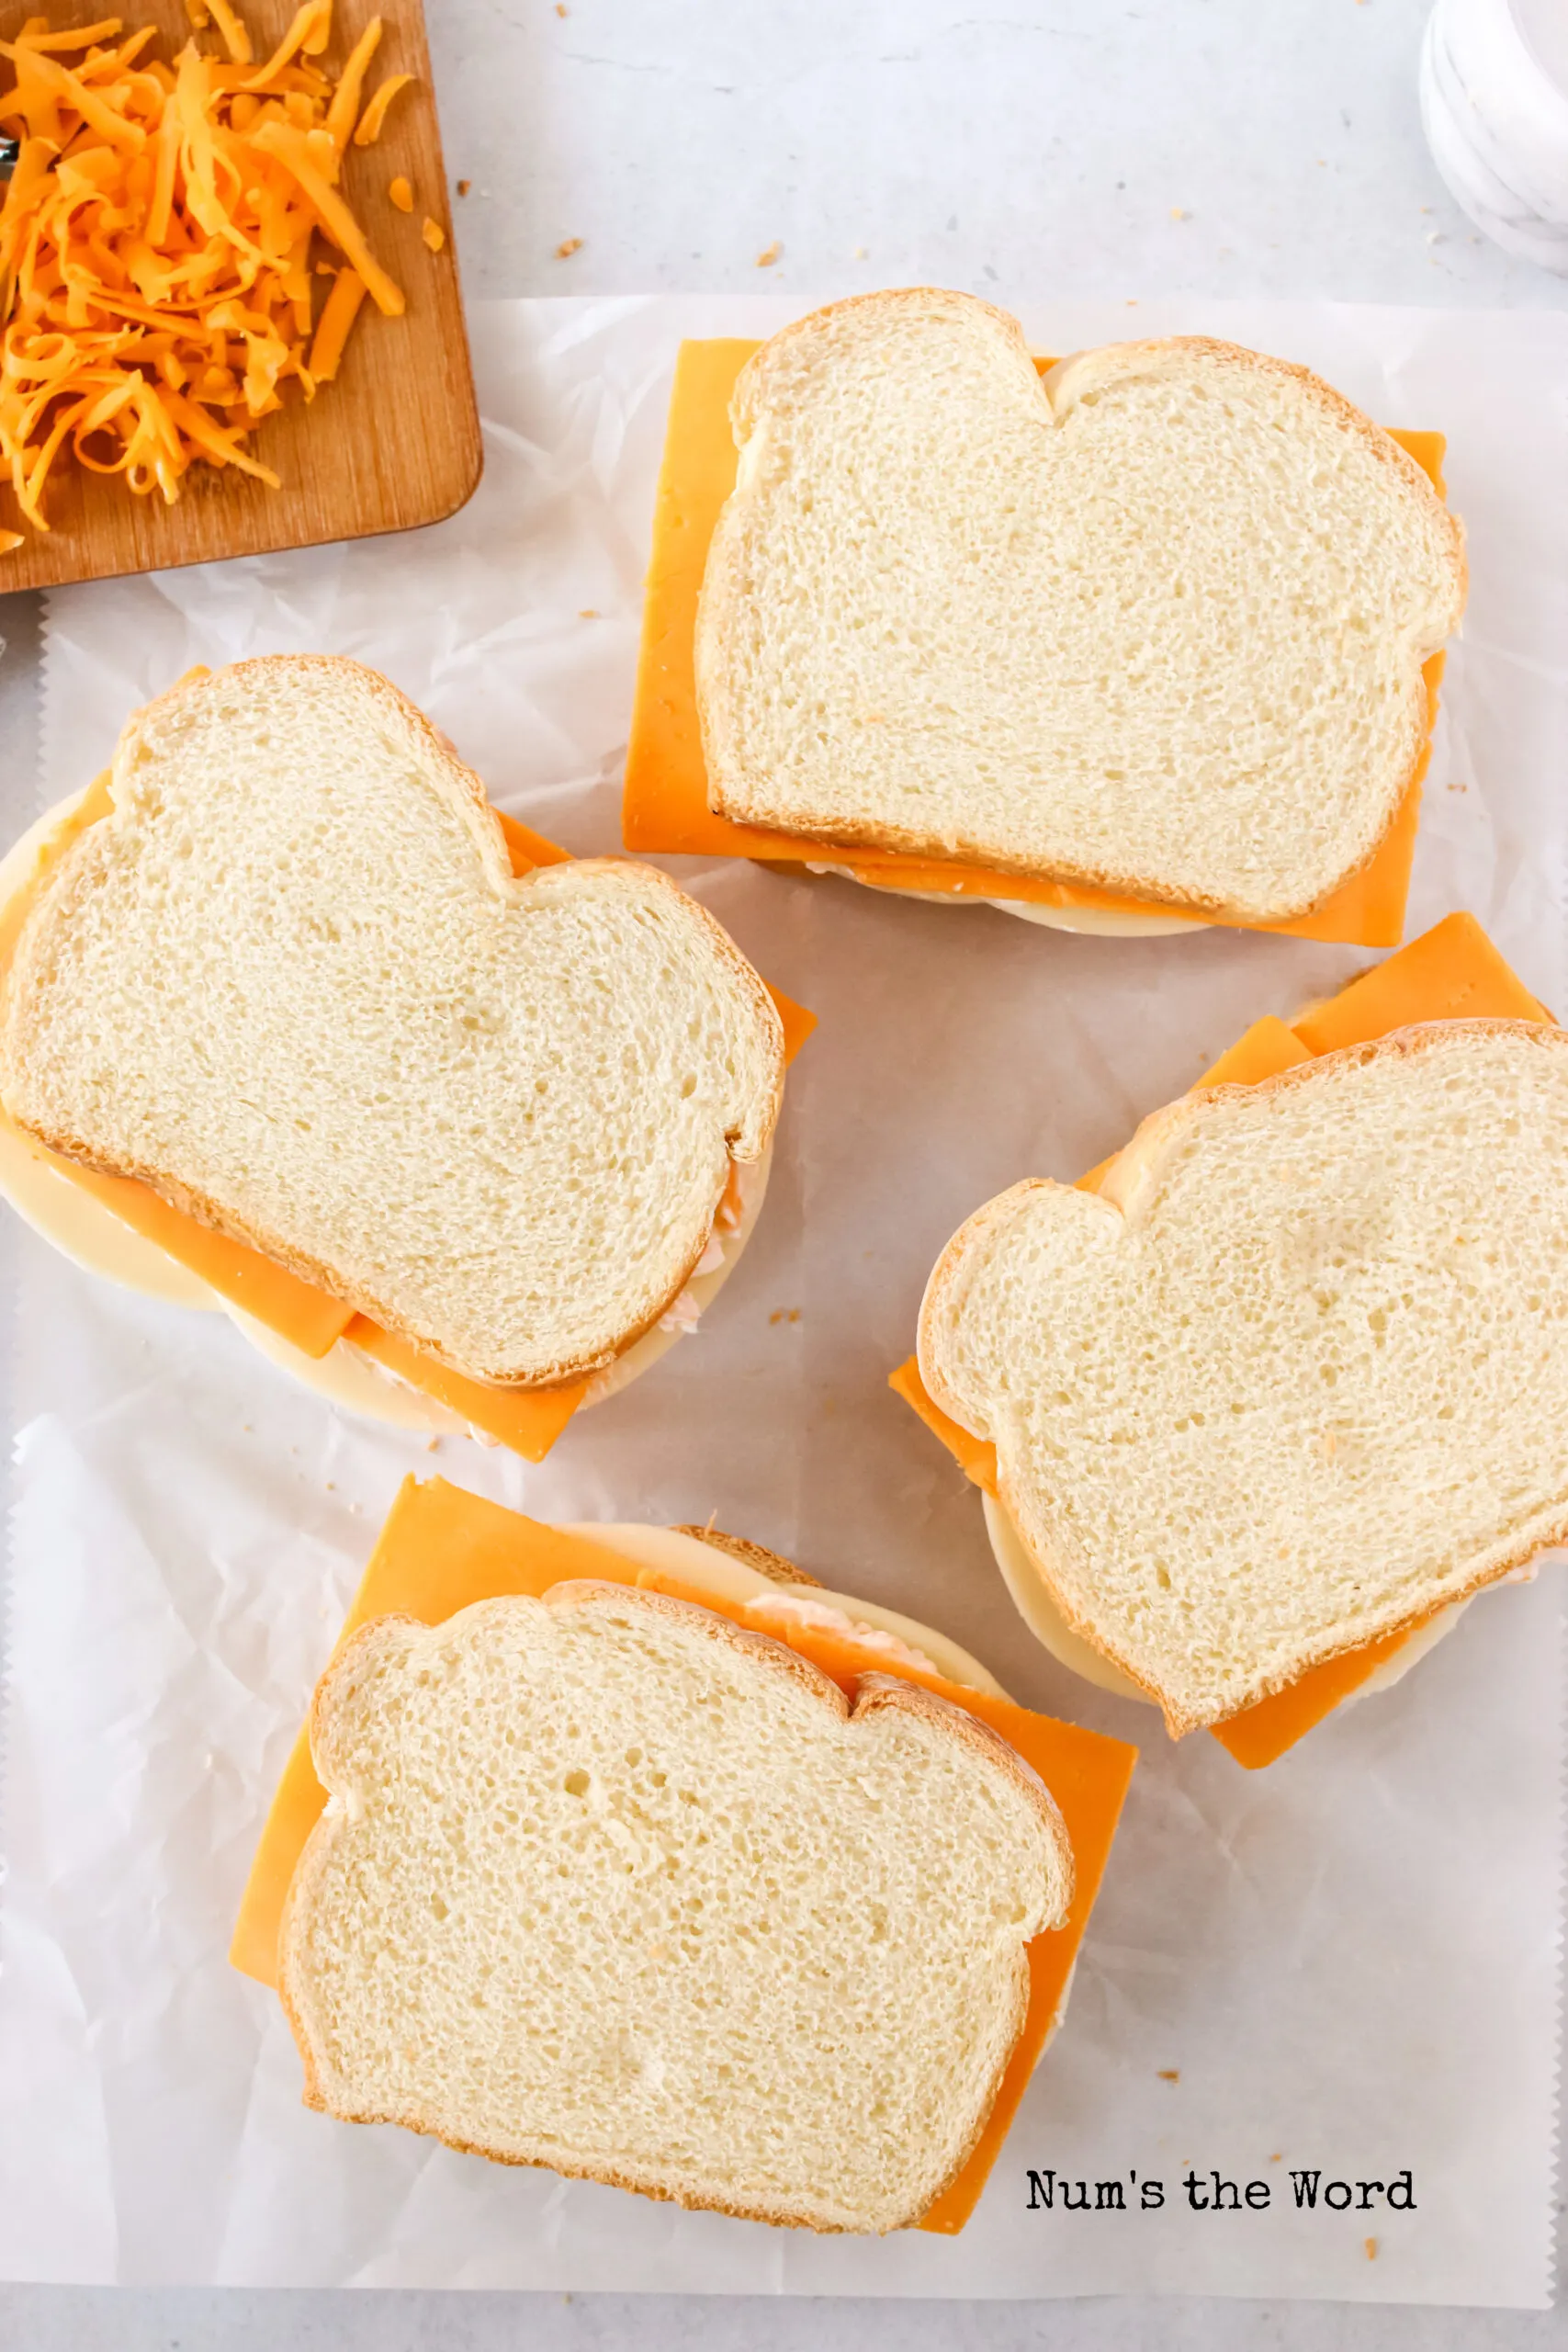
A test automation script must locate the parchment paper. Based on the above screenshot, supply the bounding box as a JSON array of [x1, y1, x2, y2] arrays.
[[1, 298, 1565, 2303]]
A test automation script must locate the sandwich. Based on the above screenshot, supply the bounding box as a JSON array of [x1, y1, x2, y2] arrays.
[[0, 657, 811, 1461], [895, 913, 1565, 1767], [625, 287, 1464, 946], [231, 1477, 1136, 2235]]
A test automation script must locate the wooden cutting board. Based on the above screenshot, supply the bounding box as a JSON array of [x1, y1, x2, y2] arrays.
[[0, 0, 481, 589]]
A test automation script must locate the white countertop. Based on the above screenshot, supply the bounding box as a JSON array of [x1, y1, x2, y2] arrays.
[[432, 0, 1562, 311], [1, 1, 1564, 2346]]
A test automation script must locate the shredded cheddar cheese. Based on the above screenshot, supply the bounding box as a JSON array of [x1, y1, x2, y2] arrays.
[[349, 66, 407, 143], [304, 259, 362, 379], [0, 5, 421, 542]]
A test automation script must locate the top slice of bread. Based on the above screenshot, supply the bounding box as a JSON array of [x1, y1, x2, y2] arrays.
[[0, 658, 784, 1386], [278, 1580, 1072, 2234], [695, 288, 1465, 922], [918, 1021, 1568, 1734]]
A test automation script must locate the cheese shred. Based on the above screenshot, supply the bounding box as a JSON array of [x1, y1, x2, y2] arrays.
[[306, 261, 364, 379], [350, 68, 409, 145], [0, 5, 421, 541]]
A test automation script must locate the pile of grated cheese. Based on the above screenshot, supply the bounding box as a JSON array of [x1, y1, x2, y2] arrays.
[[0, 1, 422, 545]]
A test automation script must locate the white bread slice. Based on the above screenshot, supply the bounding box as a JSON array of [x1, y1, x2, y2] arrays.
[[978, 1487, 1471, 1709], [696, 288, 1465, 922], [278, 1581, 1071, 2233], [0, 659, 784, 1387], [0, 795, 772, 1423], [919, 1022, 1568, 1735]]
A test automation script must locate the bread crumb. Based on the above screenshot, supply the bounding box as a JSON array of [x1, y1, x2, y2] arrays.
[[852, 243, 867, 259], [426, 1437, 441, 1453], [457, 178, 470, 197], [756, 241, 782, 267], [556, 236, 582, 259], [787, 1308, 800, 1323], [389, 175, 413, 211], [1157, 2068, 1179, 2082], [556, 2, 568, 13], [579, 606, 599, 618], [325, 1481, 335, 1491], [423, 217, 446, 253], [1364, 2236, 1378, 2260], [1269, 2152, 1282, 2162], [1169, 206, 1187, 221]]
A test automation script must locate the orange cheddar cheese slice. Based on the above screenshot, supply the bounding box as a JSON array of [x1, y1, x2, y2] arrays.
[[230, 1474, 1136, 2236], [1207, 1625, 1428, 1770], [342, 1319, 589, 1460], [764, 983, 818, 1068], [622, 337, 1449, 948], [45, 1161, 358, 1358], [1, 782, 813, 1445], [894, 911, 1552, 1767], [1193, 1014, 1317, 1091], [494, 809, 573, 870], [894, 1354, 999, 1495], [1287, 909, 1548, 1055]]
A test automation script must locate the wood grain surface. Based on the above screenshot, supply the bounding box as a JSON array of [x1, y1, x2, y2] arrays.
[[0, 0, 481, 589]]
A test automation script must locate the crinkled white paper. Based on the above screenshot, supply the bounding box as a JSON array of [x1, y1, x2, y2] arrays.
[[1, 298, 1565, 2302]]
